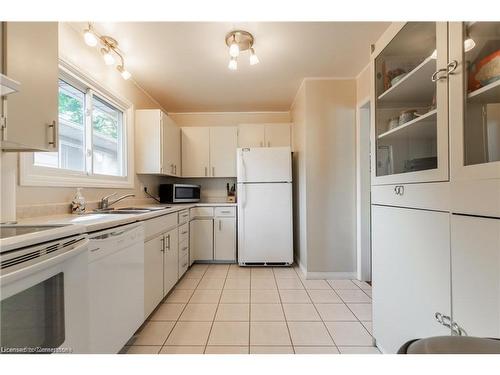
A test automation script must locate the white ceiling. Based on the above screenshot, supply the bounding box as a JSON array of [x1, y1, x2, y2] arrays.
[[71, 22, 389, 112]]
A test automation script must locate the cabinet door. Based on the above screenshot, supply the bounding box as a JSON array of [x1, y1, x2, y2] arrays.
[[451, 214, 500, 337], [163, 228, 179, 296], [163, 113, 181, 176], [144, 235, 164, 318], [214, 217, 236, 261], [181, 127, 210, 177], [210, 127, 237, 177], [372, 205, 451, 353], [264, 123, 291, 147], [135, 109, 162, 174], [449, 22, 500, 182], [2, 22, 58, 151], [190, 219, 213, 261], [237, 124, 265, 148], [371, 22, 449, 185]]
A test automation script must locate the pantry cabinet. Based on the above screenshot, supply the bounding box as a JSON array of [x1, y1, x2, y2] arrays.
[[237, 123, 291, 148], [372, 205, 451, 353], [1, 22, 59, 151], [181, 126, 237, 177], [135, 109, 180, 176], [451, 214, 500, 338]]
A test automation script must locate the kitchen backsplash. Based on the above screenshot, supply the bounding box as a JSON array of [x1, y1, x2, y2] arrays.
[[160, 177, 237, 203]]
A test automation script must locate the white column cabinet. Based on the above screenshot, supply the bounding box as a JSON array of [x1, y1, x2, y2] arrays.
[[1, 22, 58, 151], [214, 217, 236, 261], [163, 227, 179, 295], [181, 127, 211, 177], [237, 123, 291, 148], [451, 214, 500, 338], [144, 235, 165, 318], [372, 205, 451, 353], [190, 218, 214, 261], [136, 109, 180, 176]]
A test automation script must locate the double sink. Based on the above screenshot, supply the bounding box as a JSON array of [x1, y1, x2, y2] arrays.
[[88, 206, 172, 215]]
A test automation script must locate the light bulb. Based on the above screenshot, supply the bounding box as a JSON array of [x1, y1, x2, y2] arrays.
[[101, 48, 115, 65], [228, 57, 237, 71], [117, 66, 131, 80], [250, 48, 260, 65], [464, 37, 476, 52], [84, 30, 98, 47], [229, 42, 240, 58]]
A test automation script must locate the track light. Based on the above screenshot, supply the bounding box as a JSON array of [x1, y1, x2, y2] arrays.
[[101, 48, 115, 65], [250, 48, 260, 65], [117, 65, 131, 80], [84, 29, 98, 47], [228, 57, 238, 71], [225, 30, 259, 70]]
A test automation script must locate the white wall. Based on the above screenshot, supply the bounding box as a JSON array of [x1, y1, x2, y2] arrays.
[[291, 79, 357, 278]]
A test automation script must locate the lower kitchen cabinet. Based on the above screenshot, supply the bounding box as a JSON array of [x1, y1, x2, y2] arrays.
[[190, 218, 214, 261], [451, 214, 500, 338], [372, 205, 451, 353], [163, 227, 179, 294], [214, 217, 236, 261], [144, 235, 165, 318]]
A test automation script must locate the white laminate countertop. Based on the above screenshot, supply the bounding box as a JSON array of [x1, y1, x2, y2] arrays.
[[17, 202, 237, 233]]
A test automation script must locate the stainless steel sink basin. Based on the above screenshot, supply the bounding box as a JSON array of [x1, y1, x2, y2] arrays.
[[119, 206, 171, 211], [92, 209, 151, 214]]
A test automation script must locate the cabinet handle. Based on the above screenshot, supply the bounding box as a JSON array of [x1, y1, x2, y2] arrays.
[[212, 166, 215, 176], [267, 141, 270, 147], [205, 166, 208, 176], [259, 141, 263, 147], [174, 165, 177, 174], [220, 211, 230, 214], [431, 68, 447, 82], [160, 237, 165, 252], [167, 234, 170, 250], [48, 120, 56, 146], [394, 185, 404, 196], [219, 220, 222, 231], [447, 60, 458, 75]]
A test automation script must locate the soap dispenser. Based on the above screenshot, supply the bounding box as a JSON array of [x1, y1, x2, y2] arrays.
[[71, 188, 86, 214]]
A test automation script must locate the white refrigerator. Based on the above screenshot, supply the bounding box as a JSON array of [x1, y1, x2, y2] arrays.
[[237, 147, 293, 265]]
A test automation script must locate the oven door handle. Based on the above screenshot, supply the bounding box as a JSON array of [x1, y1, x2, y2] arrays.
[[0, 238, 89, 286]]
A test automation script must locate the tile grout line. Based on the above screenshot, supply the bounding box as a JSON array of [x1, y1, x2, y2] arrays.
[[294, 266, 340, 353], [273, 267, 295, 354]]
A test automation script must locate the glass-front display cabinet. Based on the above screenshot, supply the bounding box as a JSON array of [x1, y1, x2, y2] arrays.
[[371, 22, 449, 185], [449, 22, 500, 181]]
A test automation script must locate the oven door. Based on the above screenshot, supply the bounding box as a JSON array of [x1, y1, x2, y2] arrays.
[[0, 237, 89, 354], [174, 184, 200, 202]]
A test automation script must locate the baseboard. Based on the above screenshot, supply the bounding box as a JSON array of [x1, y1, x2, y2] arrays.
[[304, 271, 357, 280]]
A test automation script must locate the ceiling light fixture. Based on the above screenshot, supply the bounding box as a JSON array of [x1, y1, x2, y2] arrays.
[[82, 23, 132, 80], [225, 30, 259, 70]]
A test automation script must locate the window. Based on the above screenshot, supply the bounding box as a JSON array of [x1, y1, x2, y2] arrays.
[[21, 62, 134, 188]]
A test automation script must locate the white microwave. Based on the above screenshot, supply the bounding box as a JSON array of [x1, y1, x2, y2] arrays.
[[159, 183, 201, 203]]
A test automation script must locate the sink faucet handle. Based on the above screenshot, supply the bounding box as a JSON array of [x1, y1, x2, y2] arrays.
[[101, 192, 117, 201]]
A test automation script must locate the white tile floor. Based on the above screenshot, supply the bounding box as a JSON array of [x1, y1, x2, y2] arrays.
[[123, 263, 379, 354]]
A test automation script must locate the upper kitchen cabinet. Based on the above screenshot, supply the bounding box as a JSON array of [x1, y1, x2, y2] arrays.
[[181, 126, 237, 177], [135, 109, 181, 176], [449, 22, 500, 181], [210, 127, 237, 177], [1, 22, 59, 151], [238, 123, 291, 148], [371, 22, 449, 185]]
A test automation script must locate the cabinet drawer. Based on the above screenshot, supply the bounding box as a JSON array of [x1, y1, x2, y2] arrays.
[[214, 207, 236, 217], [179, 239, 189, 258], [178, 209, 190, 224], [371, 182, 450, 211], [190, 207, 214, 218], [179, 223, 189, 243], [144, 213, 178, 240], [178, 253, 189, 277]]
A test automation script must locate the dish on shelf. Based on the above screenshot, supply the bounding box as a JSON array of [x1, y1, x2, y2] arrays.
[[399, 109, 420, 125], [391, 73, 407, 87], [387, 116, 400, 131], [404, 157, 437, 172], [468, 49, 500, 92]]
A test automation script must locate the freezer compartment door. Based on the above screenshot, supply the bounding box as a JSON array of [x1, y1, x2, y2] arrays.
[[237, 182, 293, 264], [237, 147, 292, 183]]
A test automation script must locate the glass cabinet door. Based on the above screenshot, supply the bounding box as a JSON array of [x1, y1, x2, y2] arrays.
[[372, 22, 449, 185], [450, 22, 500, 181]]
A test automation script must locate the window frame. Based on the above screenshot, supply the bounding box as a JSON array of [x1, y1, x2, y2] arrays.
[[20, 59, 135, 189]]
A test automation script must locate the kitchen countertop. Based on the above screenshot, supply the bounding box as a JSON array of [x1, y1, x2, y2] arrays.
[[17, 202, 237, 233]]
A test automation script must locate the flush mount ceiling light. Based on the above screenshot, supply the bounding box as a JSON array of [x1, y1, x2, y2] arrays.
[[82, 23, 132, 80], [225, 30, 259, 70]]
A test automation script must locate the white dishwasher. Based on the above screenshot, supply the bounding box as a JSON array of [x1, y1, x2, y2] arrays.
[[88, 222, 144, 353]]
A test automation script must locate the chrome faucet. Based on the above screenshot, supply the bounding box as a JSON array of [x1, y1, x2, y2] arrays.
[[99, 193, 135, 210]]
